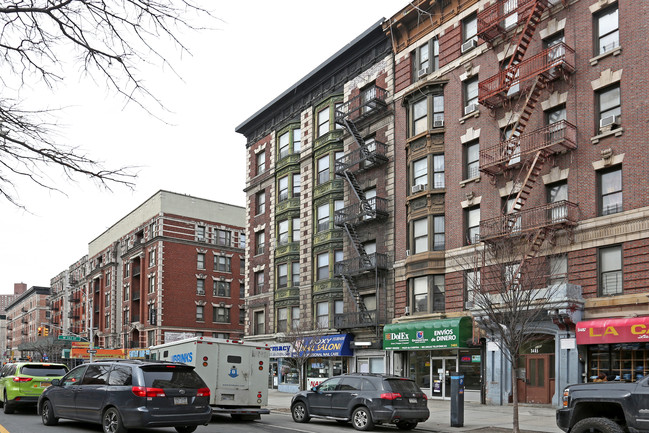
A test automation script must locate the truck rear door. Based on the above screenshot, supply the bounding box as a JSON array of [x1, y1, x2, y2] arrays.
[[219, 345, 250, 390]]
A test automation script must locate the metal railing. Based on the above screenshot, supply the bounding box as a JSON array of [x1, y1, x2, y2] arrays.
[[334, 141, 389, 174], [477, 0, 543, 41], [334, 197, 389, 226], [335, 86, 388, 123], [334, 253, 389, 276]]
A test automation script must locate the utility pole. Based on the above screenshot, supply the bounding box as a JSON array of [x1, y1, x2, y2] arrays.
[[89, 299, 94, 363]]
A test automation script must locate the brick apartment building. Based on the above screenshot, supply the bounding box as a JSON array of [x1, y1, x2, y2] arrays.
[[5, 286, 51, 359], [239, 0, 649, 406], [47, 190, 246, 351]]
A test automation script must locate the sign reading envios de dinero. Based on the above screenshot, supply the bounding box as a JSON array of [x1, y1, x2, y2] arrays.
[[383, 316, 472, 350]]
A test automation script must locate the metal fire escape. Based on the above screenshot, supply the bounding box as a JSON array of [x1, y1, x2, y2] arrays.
[[333, 86, 390, 330], [476, 0, 578, 263]]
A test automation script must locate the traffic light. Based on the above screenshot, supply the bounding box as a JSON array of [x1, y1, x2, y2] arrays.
[[37, 326, 42, 336], [43, 326, 49, 337]]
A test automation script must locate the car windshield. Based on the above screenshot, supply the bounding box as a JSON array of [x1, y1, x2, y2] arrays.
[[21, 365, 67, 377], [385, 378, 422, 393], [141, 366, 205, 389]]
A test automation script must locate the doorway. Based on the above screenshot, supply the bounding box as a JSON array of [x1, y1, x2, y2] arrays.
[[431, 357, 457, 399]]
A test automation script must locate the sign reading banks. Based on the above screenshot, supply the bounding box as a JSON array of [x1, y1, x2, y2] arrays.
[[383, 317, 472, 350]]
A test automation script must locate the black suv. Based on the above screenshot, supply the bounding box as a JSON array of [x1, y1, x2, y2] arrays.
[[290, 373, 429, 431], [38, 359, 212, 433]]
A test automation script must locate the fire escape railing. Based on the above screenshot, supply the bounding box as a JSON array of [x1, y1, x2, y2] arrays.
[[334, 253, 389, 277], [334, 197, 389, 226], [334, 141, 388, 175], [335, 86, 388, 124], [478, 0, 544, 43]]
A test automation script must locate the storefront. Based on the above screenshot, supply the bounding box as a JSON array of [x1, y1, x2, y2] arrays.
[[304, 334, 354, 389], [384, 317, 481, 401], [577, 316, 649, 382], [269, 344, 298, 391]]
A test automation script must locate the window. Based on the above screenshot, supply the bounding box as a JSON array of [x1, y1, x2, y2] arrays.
[[549, 254, 568, 285], [254, 310, 265, 335], [216, 230, 231, 246], [214, 256, 231, 272], [464, 140, 479, 179], [599, 167, 622, 215], [197, 253, 205, 270], [317, 155, 330, 185], [432, 95, 444, 126], [334, 249, 344, 271], [316, 302, 329, 328], [335, 103, 343, 129], [277, 307, 287, 332], [278, 219, 289, 245], [197, 279, 205, 296], [239, 308, 245, 325], [317, 203, 330, 232], [278, 176, 289, 202], [433, 215, 445, 251], [292, 262, 300, 287], [412, 276, 427, 313], [544, 31, 565, 62], [292, 174, 301, 198], [254, 271, 264, 294], [595, 5, 619, 55], [213, 307, 230, 323], [196, 305, 204, 321], [414, 38, 439, 78], [255, 231, 265, 255], [464, 77, 479, 113], [317, 107, 330, 137], [277, 263, 288, 288], [213, 332, 229, 339], [278, 132, 290, 159], [149, 305, 157, 326], [256, 151, 266, 175], [546, 104, 567, 125], [600, 245, 622, 296], [411, 275, 445, 313], [292, 217, 301, 243], [503, 0, 519, 29], [256, 190, 265, 215], [432, 275, 445, 312], [360, 85, 377, 115], [597, 85, 621, 127], [291, 306, 300, 330], [213, 280, 230, 297], [196, 225, 206, 241], [504, 196, 521, 232], [547, 181, 568, 222], [293, 129, 301, 153], [148, 275, 155, 294], [124, 285, 129, 301], [433, 154, 445, 188], [363, 189, 375, 220], [463, 14, 478, 43], [412, 98, 427, 136], [413, 157, 427, 187], [413, 218, 428, 254], [239, 233, 246, 249], [465, 206, 480, 245], [317, 252, 329, 280]]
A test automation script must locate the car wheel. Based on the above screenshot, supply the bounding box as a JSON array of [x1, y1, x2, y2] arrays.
[[103, 407, 127, 433], [352, 406, 374, 431], [291, 401, 310, 423], [3, 391, 14, 414], [571, 417, 623, 433], [174, 426, 198, 433], [41, 400, 59, 426], [396, 421, 418, 430]]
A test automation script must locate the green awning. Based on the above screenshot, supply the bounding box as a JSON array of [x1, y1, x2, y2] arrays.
[[383, 317, 473, 350]]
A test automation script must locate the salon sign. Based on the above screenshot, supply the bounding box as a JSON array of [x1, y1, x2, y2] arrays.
[[576, 317, 649, 345]]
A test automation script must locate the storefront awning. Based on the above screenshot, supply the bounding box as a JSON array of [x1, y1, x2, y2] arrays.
[[298, 334, 354, 357], [576, 317, 649, 345], [383, 317, 472, 350]]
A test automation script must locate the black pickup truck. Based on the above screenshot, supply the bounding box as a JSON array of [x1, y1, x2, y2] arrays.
[[557, 377, 649, 433]]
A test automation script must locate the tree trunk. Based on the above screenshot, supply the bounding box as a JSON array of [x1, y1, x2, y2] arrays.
[[511, 356, 520, 433]]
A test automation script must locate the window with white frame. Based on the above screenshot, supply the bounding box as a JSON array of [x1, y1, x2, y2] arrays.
[[197, 253, 205, 270], [196, 305, 204, 321], [463, 14, 477, 43], [291, 306, 300, 330], [278, 176, 289, 202], [278, 131, 290, 160], [197, 279, 205, 296], [293, 174, 301, 198], [413, 157, 427, 188], [256, 190, 265, 215], [317, 252, 329, 281], [465, 206, 480, 245], [600, 245, 622, 296], [277, 307, 288, 332], [255, 231, 265, 255], [292, 262, 300, 287], [317, 107, 330, 137], [292, 217, 300, 243], [413, 217, 428, 254], [316, 302, 329, 328], [317, 203, 330, 233], [256, 151, 266, 175], [317, 155, 330, 185], [293, 129, 301, 153], [433, 154, 445, 188], [278, 219, 289, 246], [277, 263, 288, 288]]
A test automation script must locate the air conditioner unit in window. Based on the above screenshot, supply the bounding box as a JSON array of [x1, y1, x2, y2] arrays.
[[405, 249, 410, 257], [411, 184, 426, 193], [433, 119, 445, 128], [418, 66, 429, 79], [461, 39, 477, 53], [404, 306, 410, 316], [464, 104, 478, 115], [599, 115, 620, 129]]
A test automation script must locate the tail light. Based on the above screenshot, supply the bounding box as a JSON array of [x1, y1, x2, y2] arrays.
[[422, 393, 428, 400], [131, 386, 166, 397], [197, 387, 210, 397], [562, 389, 570, 407], [13, 377, 32, 382], [380, 392, 402, 400], [259, 360, 264, 371]]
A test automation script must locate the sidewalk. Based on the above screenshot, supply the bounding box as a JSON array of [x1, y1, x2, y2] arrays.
[[266, 389, 562, 433]]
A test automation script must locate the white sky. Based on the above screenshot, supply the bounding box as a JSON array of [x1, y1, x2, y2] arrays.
[[0, 1, 403, 294]]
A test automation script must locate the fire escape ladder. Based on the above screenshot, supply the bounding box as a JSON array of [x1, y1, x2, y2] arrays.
[[341, 117, 370, 159], [514, 75, 546, 138], [504, 0, 549, 72], [340, 274, 372, 318], [343, 170, 373, 216], [510, 149, 548, 213], [342, 223, 372, 267]]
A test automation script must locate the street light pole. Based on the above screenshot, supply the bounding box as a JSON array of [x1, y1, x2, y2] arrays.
[[89, 299, 94, 363]]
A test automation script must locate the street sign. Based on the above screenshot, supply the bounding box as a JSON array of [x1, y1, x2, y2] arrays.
[[58, 335, 83, 342], [87, 349, 98, 354]]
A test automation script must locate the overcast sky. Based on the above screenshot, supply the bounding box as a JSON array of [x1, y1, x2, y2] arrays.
[[0, 1, 403, 294]]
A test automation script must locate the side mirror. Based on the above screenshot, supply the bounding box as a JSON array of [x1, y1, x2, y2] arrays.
[[50, 379, 61, 386], [311, 386, 319, 392]]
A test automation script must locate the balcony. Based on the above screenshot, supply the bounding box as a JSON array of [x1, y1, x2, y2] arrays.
[[334, 253, 389, 277], [479, 200, 578, 242], [334, 140, 389, 175], [480, 120, 577, 175], [479, 43, 575, 109], [477, 0, 543, 43], [335, 86, 388, 124], [334, 310, 386, 329], [334, 197, 390, 226]]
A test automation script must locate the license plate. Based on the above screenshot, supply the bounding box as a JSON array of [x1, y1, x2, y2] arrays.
[[174, 397, 188, 405], [409, 398, 417, 403], [40, 382, 51, 388]]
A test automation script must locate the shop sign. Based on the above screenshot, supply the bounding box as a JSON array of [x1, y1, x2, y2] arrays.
[[383, 317, 472, 350], [269, 344, 292, 357], [576, 317, 649, 345], [296, 334, 353, 357]]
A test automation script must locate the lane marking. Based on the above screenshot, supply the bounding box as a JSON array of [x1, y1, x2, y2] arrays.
[[0, 424, 10, 433]]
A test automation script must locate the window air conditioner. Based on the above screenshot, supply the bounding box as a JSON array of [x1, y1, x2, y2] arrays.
[[418, 66, 429, 79], [599, 115, 620, 128], [405, 249, 410, 257], [461, 39, 477, 53], [404, 306, 410, 315], [411, 184, 426, 193], [464, 104, 478, 115], [433, 119, 445, 128]]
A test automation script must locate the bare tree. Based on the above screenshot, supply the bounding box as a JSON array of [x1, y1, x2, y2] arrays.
[[0, 1, 215, 207], [453, 231, 569, 433], [280, 322, 329, 391]]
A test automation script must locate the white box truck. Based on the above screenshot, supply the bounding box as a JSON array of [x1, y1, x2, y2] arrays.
[[149, 337, 271, 419]]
